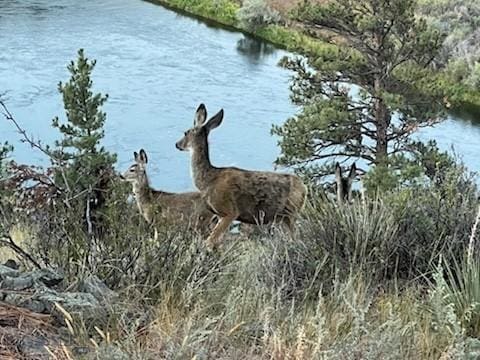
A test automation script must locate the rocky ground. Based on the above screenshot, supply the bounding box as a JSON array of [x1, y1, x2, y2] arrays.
[[0, 260, 118, 359]]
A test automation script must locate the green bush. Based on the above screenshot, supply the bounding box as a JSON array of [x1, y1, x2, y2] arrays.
[[388, 162, 478, 275]]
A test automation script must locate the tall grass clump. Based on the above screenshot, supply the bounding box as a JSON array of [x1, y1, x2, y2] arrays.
[[299, 198, 399, 285], [430, 248, 480, 339]]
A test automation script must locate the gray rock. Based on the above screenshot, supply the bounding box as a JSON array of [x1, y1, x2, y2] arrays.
[[0, 267, 63, 290], [3, 294, 47, 314], [0, 264, 20, 279], [3, 293, 27, 307], [3, 259, 19, 269], [3, 284, 104, 322], [26, 299, 47, 313], [1, 274, 34, 290], [31, 268, 64, 287], [17, 335, 51, 360], [0, 267, 116, 328], [33, 286, 104, 321], [78, 275, 117, 303]]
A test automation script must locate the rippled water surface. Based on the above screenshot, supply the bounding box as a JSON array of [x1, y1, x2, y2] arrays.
[[1, 0, 479, 191], [1, 0, 296, 190]]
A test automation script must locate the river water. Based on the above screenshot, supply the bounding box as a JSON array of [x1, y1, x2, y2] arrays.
[[1, 0, 479, 191]]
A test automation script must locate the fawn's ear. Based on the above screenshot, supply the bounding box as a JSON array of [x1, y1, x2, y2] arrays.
[[335, 162, 342, 183], [194, 103, 208, 127], [139, 149, 148, 164], [204, 109, 224, 133], [347, 162, 356, 184]]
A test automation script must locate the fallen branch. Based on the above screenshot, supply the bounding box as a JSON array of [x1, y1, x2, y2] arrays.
[[0, 234, 42, 270]]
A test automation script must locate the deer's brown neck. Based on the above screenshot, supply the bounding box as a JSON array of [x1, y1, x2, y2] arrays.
[[191, 134, 217, 190], [132, 173, 154, 207]]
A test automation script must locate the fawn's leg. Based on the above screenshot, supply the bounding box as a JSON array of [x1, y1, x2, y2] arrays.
[[207, 215, 237, 248], [282, 216, 296, 239]]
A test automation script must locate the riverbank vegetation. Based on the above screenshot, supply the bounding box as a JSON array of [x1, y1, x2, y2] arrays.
[[149, 0, 480, 108], [418, 0, 480, 87], [1, 0, 480, 358]]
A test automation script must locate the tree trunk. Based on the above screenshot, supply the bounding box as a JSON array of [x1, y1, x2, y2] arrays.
[[372, 28, 390, 166], [374, 79, 390, 165]]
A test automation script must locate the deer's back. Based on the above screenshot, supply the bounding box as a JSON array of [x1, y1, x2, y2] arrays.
[[205, 167, 306, 224], [144, 190, 213, 228]]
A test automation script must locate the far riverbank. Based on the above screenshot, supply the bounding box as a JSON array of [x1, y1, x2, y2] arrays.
[[145, 0, 480, 111]]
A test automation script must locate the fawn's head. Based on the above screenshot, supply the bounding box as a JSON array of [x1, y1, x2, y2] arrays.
[[175, 104, 224, 152], [122, 149, 148, 185], [335, 162, 356, 203]]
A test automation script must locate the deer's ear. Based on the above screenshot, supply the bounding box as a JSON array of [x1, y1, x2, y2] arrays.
[[139, 149, 148, 164], [204, 109, 224, 133], [194, 103, 207, 127], [335, 162, 342, 183], [348, 162, 356, 182]]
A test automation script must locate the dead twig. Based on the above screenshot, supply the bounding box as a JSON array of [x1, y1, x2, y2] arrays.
[[0, 98, 72, 197], [0, 99, 54, 162], [0, 234, 42, 270]]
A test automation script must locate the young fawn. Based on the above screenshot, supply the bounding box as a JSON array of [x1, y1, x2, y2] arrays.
[[121, 149, 215, 235], [335, 162, 356, 204], [176, 104, 307, 248]]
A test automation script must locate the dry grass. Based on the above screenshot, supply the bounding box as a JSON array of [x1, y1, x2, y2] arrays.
[[0, 303, 72, 360], [93, 272, 464, 360]]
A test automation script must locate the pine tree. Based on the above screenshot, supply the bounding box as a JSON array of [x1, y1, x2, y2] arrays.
[[272, 0, 450, 183], [51, 49, 116, 234]]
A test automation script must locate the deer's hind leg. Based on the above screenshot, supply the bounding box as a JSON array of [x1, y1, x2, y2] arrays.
[[282, 215, 296, 239], [207, 214, 237, 249]]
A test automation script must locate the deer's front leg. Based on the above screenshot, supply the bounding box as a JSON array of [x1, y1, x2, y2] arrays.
[[207, 215, 237, 249]]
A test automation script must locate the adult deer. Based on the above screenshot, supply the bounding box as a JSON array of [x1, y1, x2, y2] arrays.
[[335, 162, 356, 204], [121, 149, 215, 236], [175, 104, 307, 248]]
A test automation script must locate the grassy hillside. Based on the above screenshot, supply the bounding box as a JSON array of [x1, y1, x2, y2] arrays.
[[3, 163, 480, 358]]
